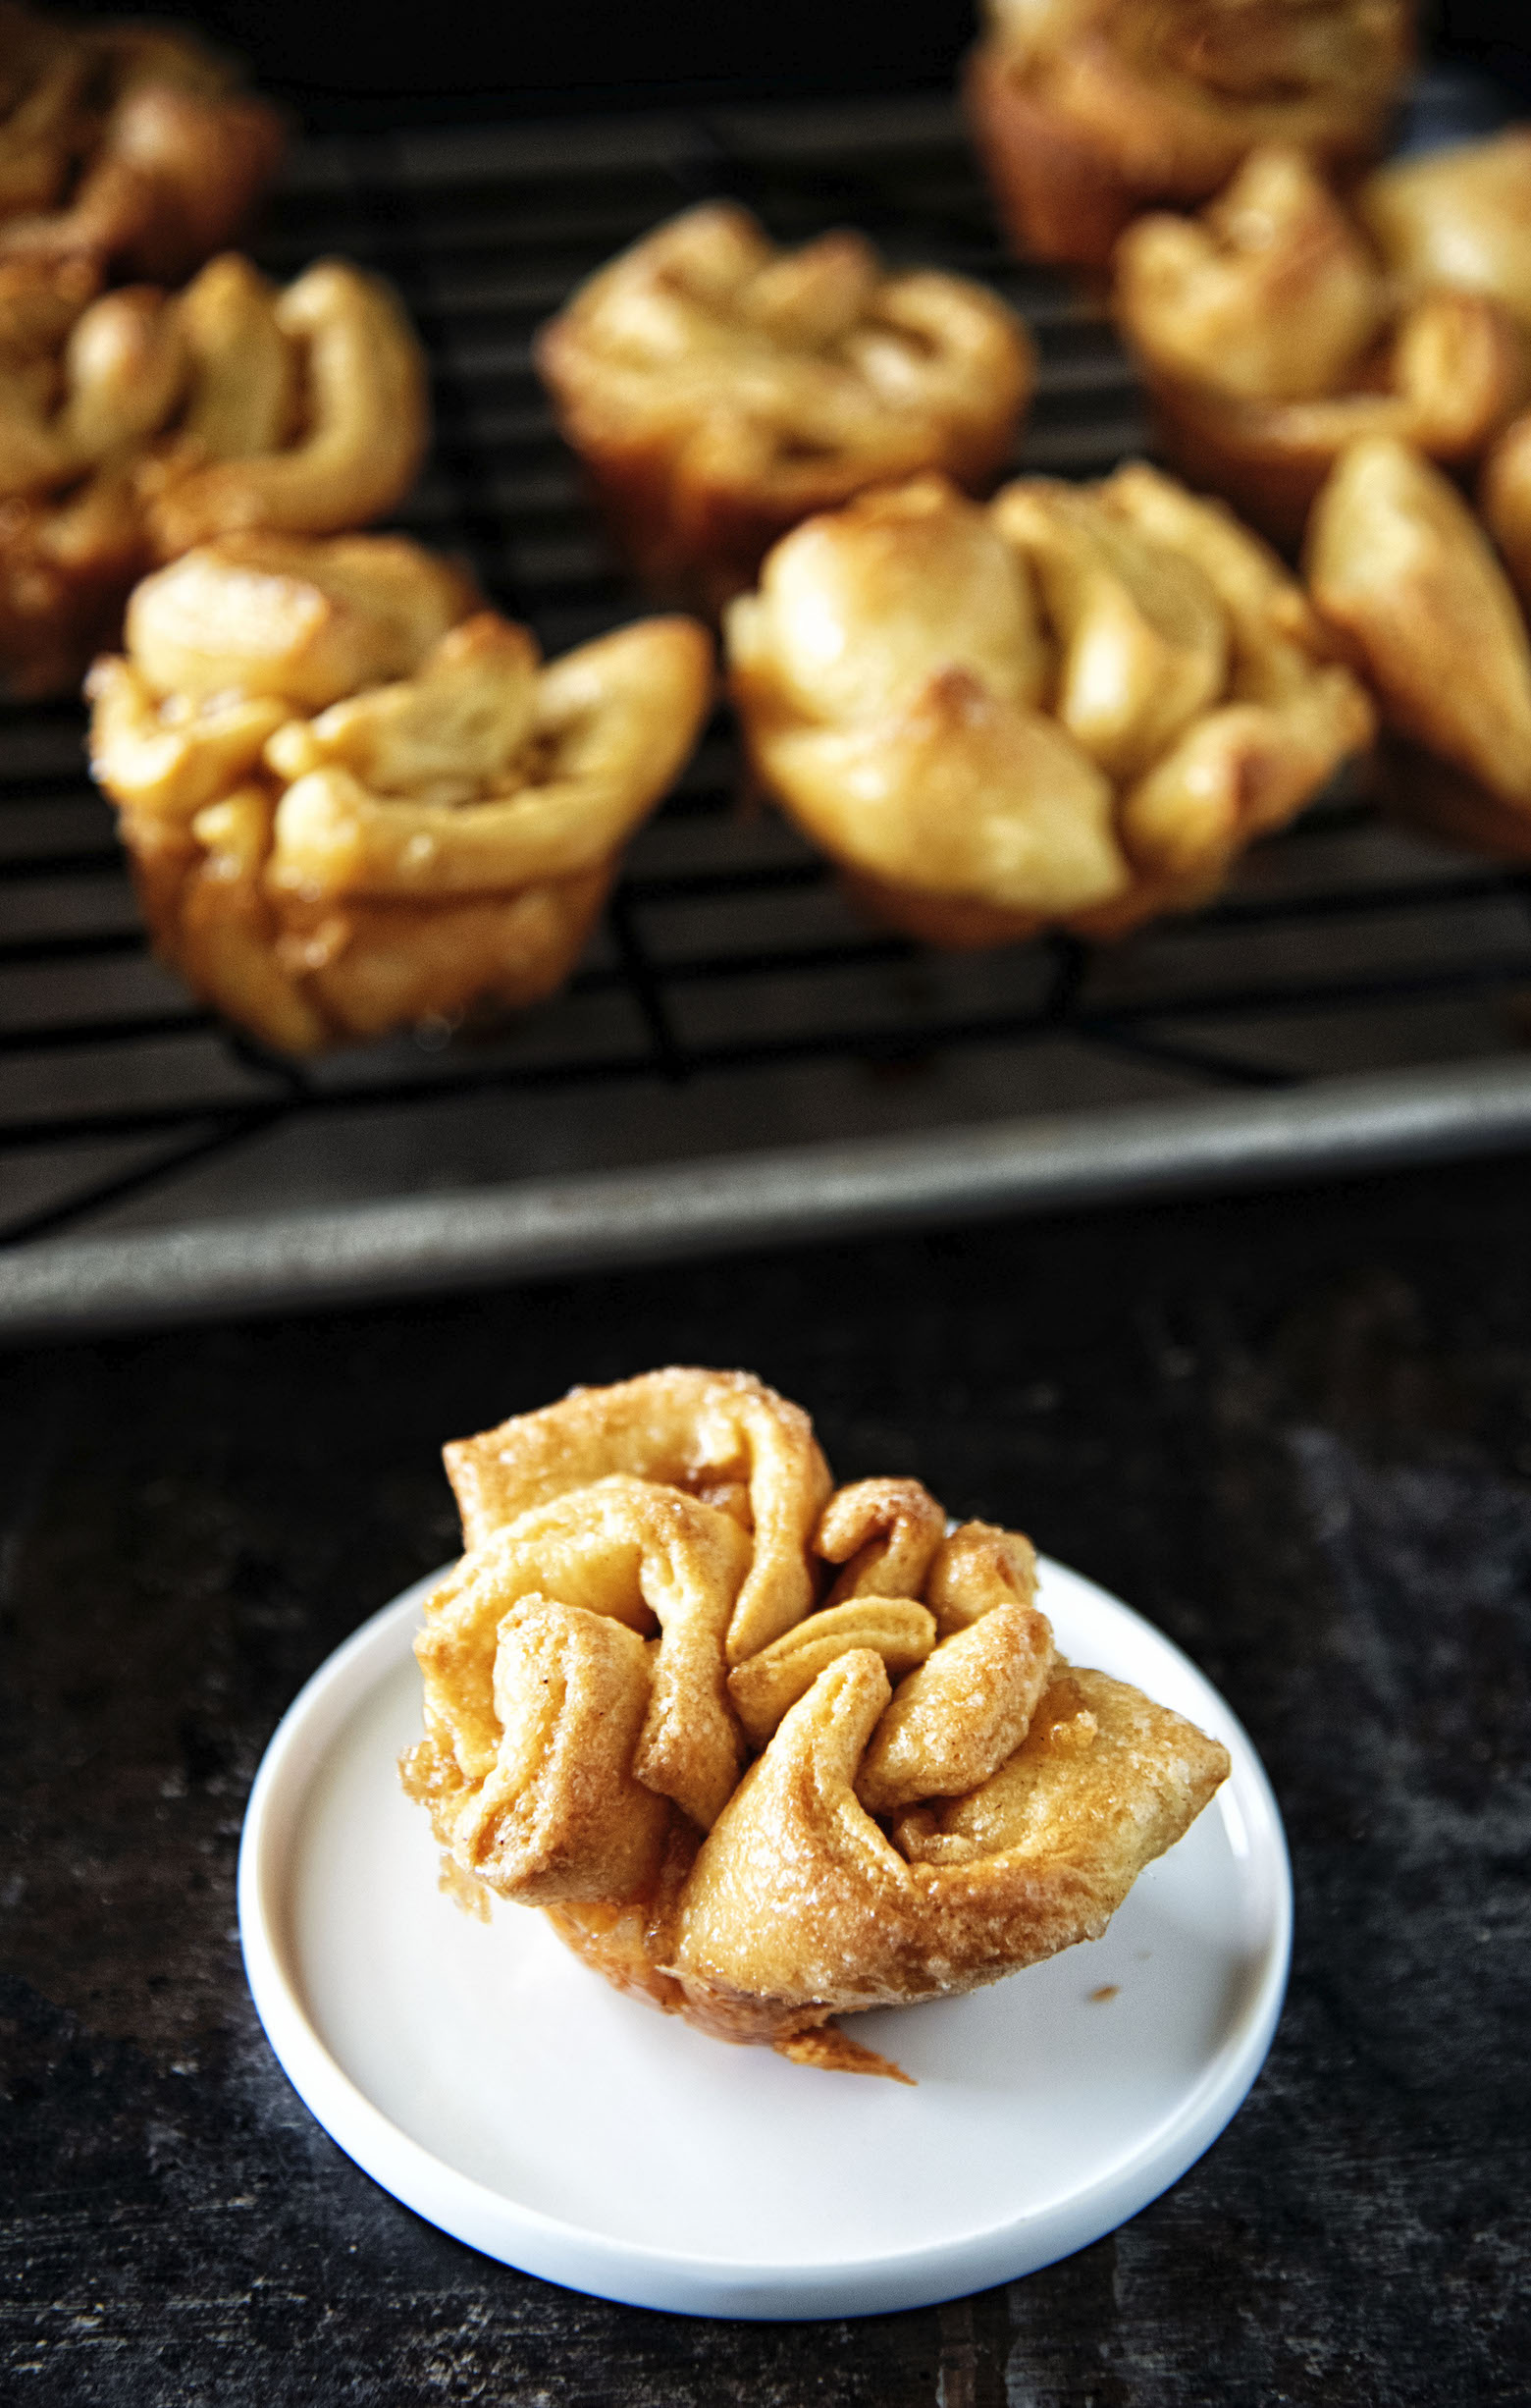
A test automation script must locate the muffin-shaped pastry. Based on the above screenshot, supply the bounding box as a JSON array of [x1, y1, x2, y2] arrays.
[[1114, 146, 1528, 544], [402, 1368, 1230, 2076], [87, 534, 713, 1051], [966, 0, 1412, 272], [724, 466, 1373, 946], [1307, 433, 1531, 860], [0, 251, 428, 695], [1358, 128, 1531, 330], [535, 201, 1035, 611], [0, 5, 282, 341]]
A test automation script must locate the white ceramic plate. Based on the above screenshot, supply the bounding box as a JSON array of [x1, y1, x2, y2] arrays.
[[238, 1557, 1291, 2320]]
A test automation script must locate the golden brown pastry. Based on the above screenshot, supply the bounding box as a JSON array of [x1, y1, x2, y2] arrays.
[[1358, 128, 1531, 330], [724, 465, 1373, 946], [1114, 146, 1528, 544], [0, 4, 281, 339], [87, 535, 713, 1051], [534, 200, 1035, 611], [403, 1368, 1231, 2076], [0, 252, 429, 696], [966, 0, 1412, 272], [1307, 432, 1531, 859]]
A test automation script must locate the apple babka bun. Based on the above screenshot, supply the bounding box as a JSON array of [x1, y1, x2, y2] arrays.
[[965, 0, 1412, 271], [1113, 146, 1528, 546], [0, 4, 283, 323], [1, 252, 429, 696], [400, 1368, 1231, 2080], [535, 201, 1035, 610], [86, 535, 713, 1051], [724, 465, 1373, 946]]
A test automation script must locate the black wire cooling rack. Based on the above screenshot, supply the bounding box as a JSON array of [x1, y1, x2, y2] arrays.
[[6, 78, 1531, 1336]]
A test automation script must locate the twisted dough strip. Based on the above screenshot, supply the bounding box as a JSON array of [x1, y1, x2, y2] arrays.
[[855, 1601, 1055, 1812], [419, 1596, 671, 1907], [143, 261, 427, 553], [446, 1368, 833, 1665], [413, 1475, 750, 1840], [727, 1597, 937, 1751], [817, 1475, 948, 1606], [672, 1648, 1228, 2022]]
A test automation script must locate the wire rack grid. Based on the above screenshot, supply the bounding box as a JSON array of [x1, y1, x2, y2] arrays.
[[5, 79, 1531, 1336]]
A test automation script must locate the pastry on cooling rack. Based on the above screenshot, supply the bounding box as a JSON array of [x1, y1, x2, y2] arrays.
[[0, 4, 282, 341], [86, 533, 713, 1051], [0, 251, 429, 697], [965, 0, 1412, 273], [1113, 146, 1528, 545], [534, 200, 1035, 611], [401, 1368, 1230, 2077], [1357, 128, 1531, 332], [723, 464, 1373, 947], [1306, 433, 1531, 860]]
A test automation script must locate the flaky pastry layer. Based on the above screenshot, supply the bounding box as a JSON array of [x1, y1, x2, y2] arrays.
[[403, 1367, 1231, 2077], [0, 250, 428, 696], [1114, 146, 1529, 545], [966, 0, 1411, 270], [535, 200, 1034, 610], [87, 533, 713, 1050], [723, 465, 1373, 943]]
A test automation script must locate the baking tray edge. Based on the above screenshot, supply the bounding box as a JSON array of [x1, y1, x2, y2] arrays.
[[5, 1057, 1531, 1343]]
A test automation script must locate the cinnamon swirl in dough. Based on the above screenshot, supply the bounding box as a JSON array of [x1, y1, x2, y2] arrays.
[[724, 465, 1372, 945], [966, 0, 1411, 271], [87, 535, 713, 1050], [535, 201, 1034, 609], [0, 252, 428, 695], [1114, 146, 1528, 544], [402, 1368, 1230, 2077]]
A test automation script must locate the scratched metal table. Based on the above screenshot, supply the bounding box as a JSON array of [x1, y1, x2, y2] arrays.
[[6, 72, 1531, 1337]]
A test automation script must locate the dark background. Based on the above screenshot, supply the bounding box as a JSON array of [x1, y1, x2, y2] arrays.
[[50, 0, 1531, 127]]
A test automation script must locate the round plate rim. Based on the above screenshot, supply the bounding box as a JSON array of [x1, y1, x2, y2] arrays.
[[238, 1557, 1293, 2320]]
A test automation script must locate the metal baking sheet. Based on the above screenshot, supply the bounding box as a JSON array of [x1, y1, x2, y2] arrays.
[[4, 76, 1531, 1339]]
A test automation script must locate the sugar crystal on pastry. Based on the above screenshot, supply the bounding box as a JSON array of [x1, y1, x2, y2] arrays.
[[403, 1368, 1231, 2078]]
